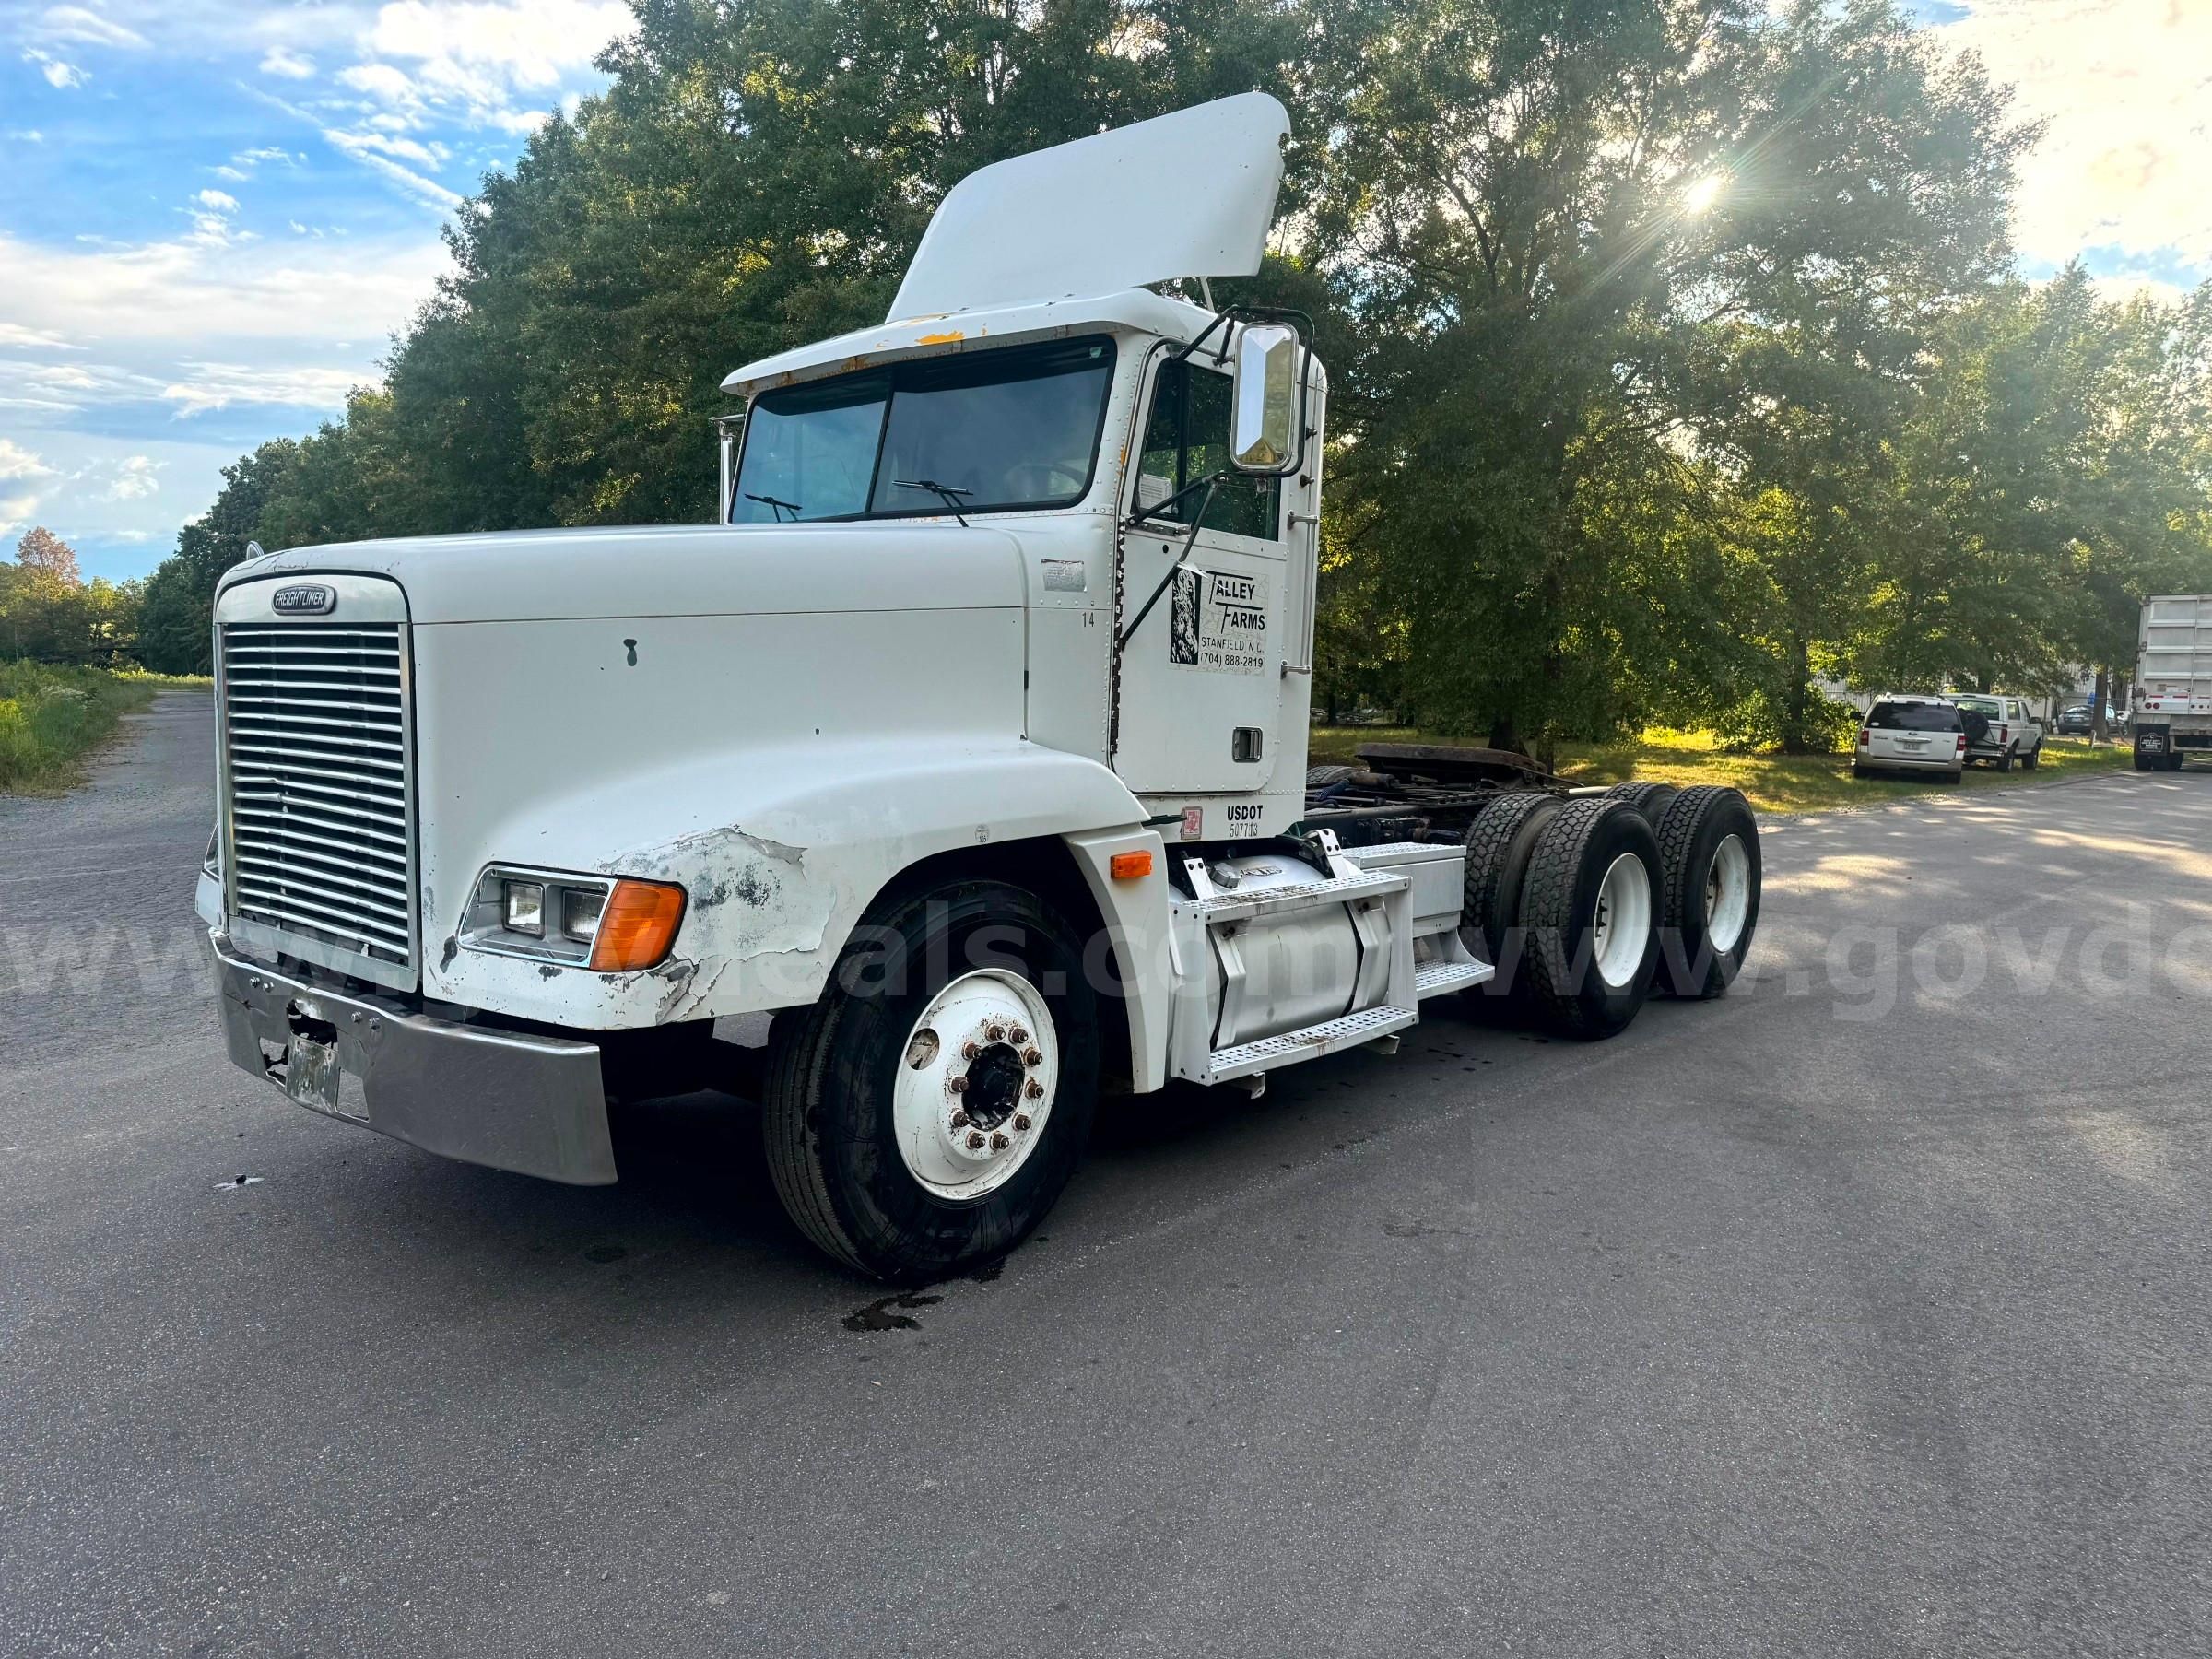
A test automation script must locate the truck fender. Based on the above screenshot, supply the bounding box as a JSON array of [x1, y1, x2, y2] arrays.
[[447, 739, 1156, 1029]]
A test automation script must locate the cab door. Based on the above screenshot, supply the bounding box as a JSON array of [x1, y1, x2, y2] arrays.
[[1111, 353, 1285, 795]]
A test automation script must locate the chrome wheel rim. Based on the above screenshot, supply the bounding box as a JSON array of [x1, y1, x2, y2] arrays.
[[891, 970, 1057, 1200]]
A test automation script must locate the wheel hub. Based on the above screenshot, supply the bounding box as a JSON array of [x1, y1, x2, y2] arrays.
[[892, 971, 1057, 1199]]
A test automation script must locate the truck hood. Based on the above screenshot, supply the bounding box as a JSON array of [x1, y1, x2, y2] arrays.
[[219, 521, 1028, 626]]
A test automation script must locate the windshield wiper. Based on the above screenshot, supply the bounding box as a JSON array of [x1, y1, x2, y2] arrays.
[[744, 491, 802, 522], [894, 478, 971, 527]]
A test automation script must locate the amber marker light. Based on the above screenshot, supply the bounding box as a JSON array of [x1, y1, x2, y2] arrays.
[[588, 879, 688, 971], [1110, 851, 1154, 880]]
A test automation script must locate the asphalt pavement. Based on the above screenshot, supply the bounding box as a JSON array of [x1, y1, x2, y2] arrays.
[[4, 691, 2208, 1657]]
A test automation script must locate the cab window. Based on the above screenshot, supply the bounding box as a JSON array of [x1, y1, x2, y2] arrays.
[[1133, 359, 1280, 541]]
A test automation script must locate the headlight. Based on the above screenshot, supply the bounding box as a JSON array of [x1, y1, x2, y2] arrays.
[[462, 866, 684, 971]]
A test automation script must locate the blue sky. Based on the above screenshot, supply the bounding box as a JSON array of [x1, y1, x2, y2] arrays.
[[3, 0, 2208, 584]]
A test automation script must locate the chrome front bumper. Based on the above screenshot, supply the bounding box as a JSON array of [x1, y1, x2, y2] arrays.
[[211, 931, 618, 1185]]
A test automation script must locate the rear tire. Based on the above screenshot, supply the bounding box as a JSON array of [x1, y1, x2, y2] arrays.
[[1996, 746, 2014, 772], [2135, 746, 2155, 771], [1516, 798, 1661, 1039], [759, 877, 1099, 1282], [1606, 781, 1679, 824], [1457, 791, 1563, 984], [1306, 764, 1359, 788], [1653, 785, 1761, 999]]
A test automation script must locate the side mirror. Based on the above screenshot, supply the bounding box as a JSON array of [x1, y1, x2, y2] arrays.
[[1230, 322, 1302, 476]]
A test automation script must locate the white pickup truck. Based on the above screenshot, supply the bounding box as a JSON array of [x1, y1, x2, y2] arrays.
[[194, 97, 1763, 1279], [2135, 594, 2212, 771]]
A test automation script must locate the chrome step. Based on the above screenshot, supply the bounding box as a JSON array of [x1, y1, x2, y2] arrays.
[[1415, 959, 1491, 998], [1192, 867, 1406, 927], [1201, 1003, 1418, 1084]]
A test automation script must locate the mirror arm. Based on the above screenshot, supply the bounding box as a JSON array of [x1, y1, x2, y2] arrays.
[[1121, 468, 1225, 532], [1116, 476, 1221, 653]]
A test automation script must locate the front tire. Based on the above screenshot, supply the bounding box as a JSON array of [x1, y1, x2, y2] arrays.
[[2021, 743, 2041, 770], [760, 877, 1099, 1281], [1516, 798, 1661, 1039]]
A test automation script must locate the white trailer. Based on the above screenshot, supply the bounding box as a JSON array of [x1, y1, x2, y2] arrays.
[[194, 96, 1762, 1279], [2134, 594, 2212, 771]]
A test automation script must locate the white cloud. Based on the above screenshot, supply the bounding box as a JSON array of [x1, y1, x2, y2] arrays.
[[1937, 0, 2212, 272], [194, 188, 241, 213], [159, 362, 371, 416], [259, 46, 317, 79], [100, 453, 162, 500], [33, 6, 148, 50], [25, 49, 89, 88], [323, 129, 464, 210], [0, 322, 79, 351], [0, 439, 60, 537], [0, 439, 58, 484], [9, 130, 47, 144]]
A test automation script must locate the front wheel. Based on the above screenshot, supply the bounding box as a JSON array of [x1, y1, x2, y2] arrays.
[[760, 877, 1099, 1281]]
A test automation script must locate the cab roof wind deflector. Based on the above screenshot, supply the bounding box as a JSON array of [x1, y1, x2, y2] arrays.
[[888, 93, 1290, 322]]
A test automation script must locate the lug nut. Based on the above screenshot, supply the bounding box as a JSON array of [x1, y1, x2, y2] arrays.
[[985, 1023, 1006, 1042], [1024, 1078, 1043, 1100], [966, 1131, 987, 1150], [990, 1132, 1009, 1151], [961, 1040, 980, 1060], [950, 1110, 971, 1129], [947, 1075, 968, 1094], [1008, 1026, 1029, 1045], [1022, 1047, 1042, 1066], [1013, 1113, 1032, 1133]]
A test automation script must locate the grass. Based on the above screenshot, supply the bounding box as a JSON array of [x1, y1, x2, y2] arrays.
[[1308, 723, 2139, 817], [0, 662, 204, 794]]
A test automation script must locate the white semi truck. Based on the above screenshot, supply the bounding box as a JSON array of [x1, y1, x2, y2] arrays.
[[2134, 594, 2212, 771], [195, 96, 1762, 1279]]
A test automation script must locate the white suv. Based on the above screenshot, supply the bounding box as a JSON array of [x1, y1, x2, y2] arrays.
[[1855, 695, 1967, 782], [1950, 692, 2043, 771]]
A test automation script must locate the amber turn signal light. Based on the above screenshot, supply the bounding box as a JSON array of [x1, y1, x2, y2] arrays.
[[588, 879, 687, 971], [1109, 850, 1154, 880]]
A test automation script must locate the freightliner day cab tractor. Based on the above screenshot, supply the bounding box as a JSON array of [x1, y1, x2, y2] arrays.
[[197, 96, 1764, 1279]]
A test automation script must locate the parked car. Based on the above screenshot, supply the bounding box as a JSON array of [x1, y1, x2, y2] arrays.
[[2054, 702, 2127, 737], [1855, 695, 1966, 782], [1950, 692, 2043, 770]]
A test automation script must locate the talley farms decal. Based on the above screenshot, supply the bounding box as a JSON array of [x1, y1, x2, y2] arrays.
[[1168, 567, 1267, 675]]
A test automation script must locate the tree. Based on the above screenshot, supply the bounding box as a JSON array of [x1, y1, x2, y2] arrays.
[[15, 525, 80, 586]]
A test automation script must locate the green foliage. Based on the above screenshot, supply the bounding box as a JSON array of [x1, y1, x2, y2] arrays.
[[129, 0, 2212, 744], [0, 661, 160, 792], [0, 564, 142, 666]]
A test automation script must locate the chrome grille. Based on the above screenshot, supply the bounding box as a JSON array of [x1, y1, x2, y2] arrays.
[[220, 620, 415, 973]]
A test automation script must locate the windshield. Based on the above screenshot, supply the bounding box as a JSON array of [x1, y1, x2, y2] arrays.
[[1868, 700, 1961, 731], [732, 336, 1117, 524]]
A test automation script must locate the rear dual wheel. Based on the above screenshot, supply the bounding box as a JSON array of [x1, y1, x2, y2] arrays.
[[1651, 786, 1760, 999], [1516, 799, 1664, 1039]]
